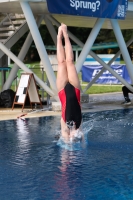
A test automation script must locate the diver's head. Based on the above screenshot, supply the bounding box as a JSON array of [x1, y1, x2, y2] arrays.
[[66, 120, 76, 130]]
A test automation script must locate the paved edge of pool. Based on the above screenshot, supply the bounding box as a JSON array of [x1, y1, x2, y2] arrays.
[[1, 92, 133, 121]]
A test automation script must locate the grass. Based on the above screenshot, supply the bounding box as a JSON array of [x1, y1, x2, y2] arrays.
[[82, 84, 122, 94]]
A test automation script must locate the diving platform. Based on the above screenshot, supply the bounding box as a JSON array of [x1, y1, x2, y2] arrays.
[[0, 1, 133, 29]]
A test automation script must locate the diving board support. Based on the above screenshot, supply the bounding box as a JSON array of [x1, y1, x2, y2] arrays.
[[89, 51, 133, 92], [64, 22, 133, 92], [63, 21, 133, 92], [83, 35, 133, 93], [75, 18, 105, 73], [65, 22, 131, 89], [47, 15, 133, 92], [20, 1, 57, 94], [0, 41, 59, 100], [44, 15, 57, 46], [110, 19, 133, 83], [2, 15, 44, 91]]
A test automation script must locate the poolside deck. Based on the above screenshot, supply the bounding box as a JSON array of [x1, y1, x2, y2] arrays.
[[1, 92, 133, 121]]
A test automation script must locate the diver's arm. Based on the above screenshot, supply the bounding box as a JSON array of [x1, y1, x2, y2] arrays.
[[60, 118, 70, 142]]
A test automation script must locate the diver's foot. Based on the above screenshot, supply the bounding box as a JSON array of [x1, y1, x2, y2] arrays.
[[57, 26, 63, 39], [61, 23, 68, 37]]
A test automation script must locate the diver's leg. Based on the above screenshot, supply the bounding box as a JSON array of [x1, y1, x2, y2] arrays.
[[56, 26, 68, 92], [56, 26, 69, 142], [61, 23, 80, 89]]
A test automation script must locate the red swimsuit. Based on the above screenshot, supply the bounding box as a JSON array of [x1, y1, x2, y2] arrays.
[[58, 82, 82, 129]]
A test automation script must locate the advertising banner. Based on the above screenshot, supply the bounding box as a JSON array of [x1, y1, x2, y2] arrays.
[[47, 0, 128, 19], [82, 65, 131, 84]]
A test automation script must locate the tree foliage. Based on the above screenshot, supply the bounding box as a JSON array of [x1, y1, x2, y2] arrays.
[[11, 25, 133, 62]]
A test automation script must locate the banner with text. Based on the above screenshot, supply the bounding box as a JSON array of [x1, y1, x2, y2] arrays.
[[47, 0, 128, 19], [82, 65, 131, 84]]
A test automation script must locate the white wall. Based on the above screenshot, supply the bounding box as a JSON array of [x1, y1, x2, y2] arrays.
[[84, 54, 120, 65]]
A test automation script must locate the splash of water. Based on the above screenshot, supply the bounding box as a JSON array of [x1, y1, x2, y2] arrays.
[[56, 120, 94, 150]]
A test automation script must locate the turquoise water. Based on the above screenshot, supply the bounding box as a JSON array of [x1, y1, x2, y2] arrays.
[[0, 109, 133, 199]]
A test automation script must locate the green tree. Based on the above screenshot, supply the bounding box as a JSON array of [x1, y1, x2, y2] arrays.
[[11, 25, 133, 61]]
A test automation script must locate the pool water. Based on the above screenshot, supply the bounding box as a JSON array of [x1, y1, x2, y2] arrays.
[[0, 109, 133, 200]]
